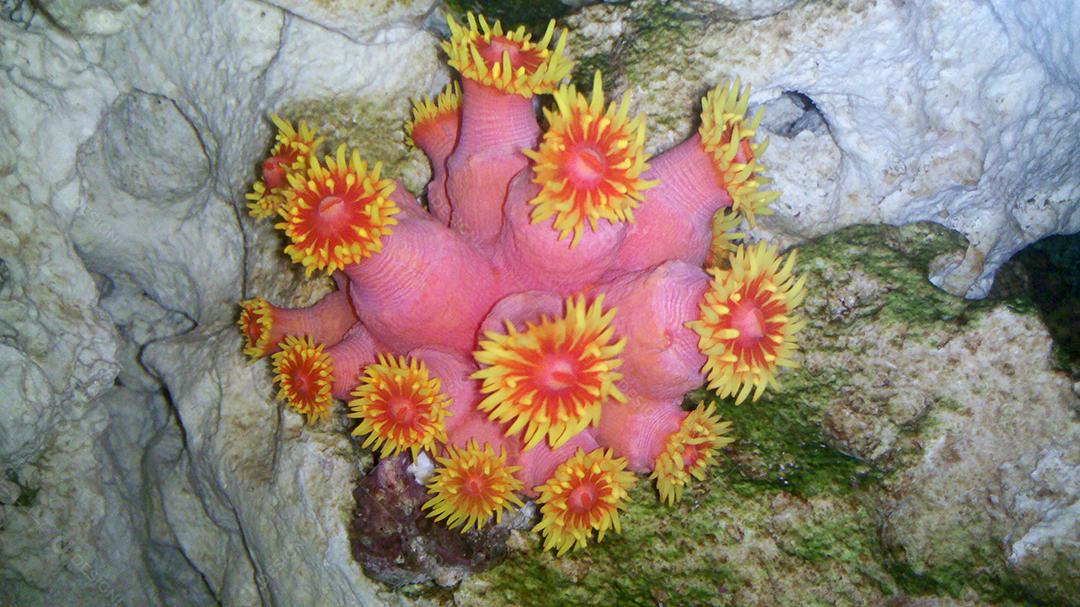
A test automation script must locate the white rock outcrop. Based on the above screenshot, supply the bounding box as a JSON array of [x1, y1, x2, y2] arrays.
[[573, 0, 1080, 298], [0, 0, 1076, 605], [1, 0, 440, 604]]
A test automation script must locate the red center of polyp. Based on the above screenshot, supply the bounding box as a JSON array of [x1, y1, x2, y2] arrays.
[[461, 472, 488, 498], [564, 144, 606, 190], [263, 157, 288, 190], [245, 319, 262, 345], [291, 369, 316, 401], [477, 36, 542, 72], [534, 354, 578, 394], [566, 481, 599, 515], [387, 397, 418, 426], [729, 299, 767, 349], [736, 139, 755, 165], [314, 195, 349, 236], [680, 444, 701, 470]]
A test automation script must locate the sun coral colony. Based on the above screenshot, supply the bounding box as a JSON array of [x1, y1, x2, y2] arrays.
[[238, 12, 804, 556]]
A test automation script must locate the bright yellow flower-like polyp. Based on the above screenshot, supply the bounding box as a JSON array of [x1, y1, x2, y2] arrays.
[[651, 402, 733, 505], [423, 440, 524, 532], [524, 71, 656, 247], [472, 294, 627, 450], [276, 145, 399, 276], [443, 12, 571, 97], [405, 81, 461, 147], [347, 354, 450, 459], [237, 296, 274, 360], [698, 80, 777, 225], [246, 115, 323, 219], [271, 335, 334, 424], [688, 242, 807, 404], [533, 448, 635, 556]]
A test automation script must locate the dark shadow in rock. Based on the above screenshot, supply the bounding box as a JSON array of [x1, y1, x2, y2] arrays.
[[991, 231, 1080, 379]]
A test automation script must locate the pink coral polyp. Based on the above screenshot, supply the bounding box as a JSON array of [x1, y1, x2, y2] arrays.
[[239, 12, 804, 554]]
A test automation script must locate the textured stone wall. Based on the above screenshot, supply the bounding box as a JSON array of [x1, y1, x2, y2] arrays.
[[0, 0, 1076, 605]]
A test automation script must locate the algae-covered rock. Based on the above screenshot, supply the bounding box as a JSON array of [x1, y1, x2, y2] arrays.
[[797, 225, 1080, 606], [449, 223, 1079, 607]]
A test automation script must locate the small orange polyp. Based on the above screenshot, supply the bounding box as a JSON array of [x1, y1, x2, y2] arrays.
[[275, 144, 399, 276], [472, 294, 627, 450], [271, 335, 335, 424], [524, 71, 657, 247], [650, 402, 733, 505], [532, 447, 635, 556], [238, 296, 274, 360], [442, 12, 571, 97], [405, 81, 461, 149], [688, 242, 807, 404], [706, 208, 746, 268], [347, 354, 450, 459], [423, 439, 524, 532], [246, 114, 322, 219]]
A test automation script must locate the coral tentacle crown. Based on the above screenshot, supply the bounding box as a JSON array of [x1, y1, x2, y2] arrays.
[[523, 71, 656, 246], [472, 294, 627, 450], [276, 144, 399, 276], [238, 12, 805, 557], [348, 354, 450, 458], [443, 13, 571, 97]]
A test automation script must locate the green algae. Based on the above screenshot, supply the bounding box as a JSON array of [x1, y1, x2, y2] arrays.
[[688, 380, 877, 499], [883, 539, 1050, 606], [459, 480, 892, 607], [800, 223, 986, 328]]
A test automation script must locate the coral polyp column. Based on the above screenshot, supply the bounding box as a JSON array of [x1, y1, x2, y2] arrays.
[[615, 134, 731, 272], [446, 79, 539, 244], [496, 173, 625, 293], [599, 260, 709, 400], [345, 214, 502, 352], [238, 286, 356, 359], [440, 13, 571, 246], [405, 83, 461, 225], [615, 81, 776, 274]]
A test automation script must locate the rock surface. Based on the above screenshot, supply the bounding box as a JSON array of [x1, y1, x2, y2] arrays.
[[0, 0, 1077, 606]]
